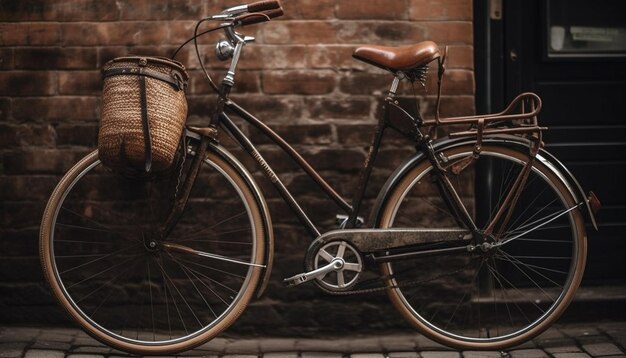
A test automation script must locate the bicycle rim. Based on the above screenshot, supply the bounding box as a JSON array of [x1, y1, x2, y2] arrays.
[[378, 144, 586, 349], [40, 149, 264, 354]]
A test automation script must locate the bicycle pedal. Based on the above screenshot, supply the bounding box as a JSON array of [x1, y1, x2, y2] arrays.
[[283, 259, 343, 287]]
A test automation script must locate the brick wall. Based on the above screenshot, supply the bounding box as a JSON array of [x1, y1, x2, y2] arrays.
[[0, 0, 474, 332]]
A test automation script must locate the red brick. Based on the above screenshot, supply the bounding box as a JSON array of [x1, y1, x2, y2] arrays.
[[53, 0, 120, 21], [58, 71, 102, 95], [62, 22, 169, 46], [25, 23, 61, 45], [339, 72, 391, 95], [0, 98, 10, 121], [0, 23, 60, 46], [0, 0, 119, 22], [0, 123, 56, 148], [425, 22, 473, 45], [187, 94, 307, 124], [420, 95, 475, 118], [12, 96, 99, 122], [15, 47, 97, 70], [118, 0, 204, 20], [167, 20, 198, 46], [0, 71, 56, 96], [282, 0, 334, 19], [263, 70, 336, 95], [0, 1, 57, 21], [337, 124, 377, 145], [260, 21, 337, 44], [425, 69, 474, 95], [305, 97, 373, 120], [0, 229, 40, 256], [336, 22, 426, 44], [446, 45, 474, 69], [336, 0, 409, 20], [410, 0, 472, 20], [56, 124, 98, 147], [3, 149, 88, 174], [189, 69, 259, 94], [253, 124, 333, 145], [0, 201, 47, 230], [308, 45, 366, 70], [239, 45, 309, 70], [0, 24, 26, 45], [0, 61, 12, 78], [306, 148, 367, 171]]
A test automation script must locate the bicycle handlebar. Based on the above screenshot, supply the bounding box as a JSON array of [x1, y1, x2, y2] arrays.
[[234, 7, 284, 26], [247, 0, 281, 13]]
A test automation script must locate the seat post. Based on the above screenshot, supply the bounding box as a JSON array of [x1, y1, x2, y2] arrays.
[[388, 75, 401, 97]]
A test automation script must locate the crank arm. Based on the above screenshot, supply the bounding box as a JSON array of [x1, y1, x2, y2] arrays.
[[283, 259, 343, 287]]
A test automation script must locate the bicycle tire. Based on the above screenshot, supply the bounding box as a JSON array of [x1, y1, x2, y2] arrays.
[[376, 143, 587, 349], [40, 146, 266, 354]]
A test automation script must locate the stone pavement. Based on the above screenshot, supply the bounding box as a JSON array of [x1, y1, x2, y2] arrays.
[[1, 322, 625, 358]]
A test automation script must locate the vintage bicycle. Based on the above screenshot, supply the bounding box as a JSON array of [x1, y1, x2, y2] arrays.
[[39, 1, 600, 354]]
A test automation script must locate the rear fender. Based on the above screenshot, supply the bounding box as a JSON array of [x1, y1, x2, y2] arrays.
[[370, 135, 598, 230]]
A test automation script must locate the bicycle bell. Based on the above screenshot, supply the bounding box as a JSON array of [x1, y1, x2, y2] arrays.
[[215, 39, 235, 61]]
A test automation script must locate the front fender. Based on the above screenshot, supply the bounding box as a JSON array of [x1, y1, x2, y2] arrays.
[[206, 141, 275, 298], [369, 135, 598, 230]]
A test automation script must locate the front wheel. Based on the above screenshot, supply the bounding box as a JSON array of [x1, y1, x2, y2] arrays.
[[377, 143, 587, 350], [40, 146, 266, 355]]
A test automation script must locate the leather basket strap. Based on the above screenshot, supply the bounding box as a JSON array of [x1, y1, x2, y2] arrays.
[[102, 67, 185, 91], [138, 74, 153, 172]]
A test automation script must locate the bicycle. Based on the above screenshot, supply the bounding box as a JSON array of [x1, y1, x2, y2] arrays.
[[39, 1, 601, 354]]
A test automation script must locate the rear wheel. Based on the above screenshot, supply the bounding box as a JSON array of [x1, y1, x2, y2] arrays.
[[40, 146, 265, 354], [377, 143, 587, 349]]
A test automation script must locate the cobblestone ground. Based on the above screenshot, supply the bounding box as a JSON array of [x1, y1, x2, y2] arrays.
[[1, 322, 625, 358]]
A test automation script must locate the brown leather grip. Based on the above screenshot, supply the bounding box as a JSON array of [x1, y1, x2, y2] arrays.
[[235, 8, 284, 26], [247, 0, 281, 12]]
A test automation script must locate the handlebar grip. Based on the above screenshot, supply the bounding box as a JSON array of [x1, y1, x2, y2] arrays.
[[264, 7, 284, 19], [247, 0, 281, 13], [235, 8, 284, 26]]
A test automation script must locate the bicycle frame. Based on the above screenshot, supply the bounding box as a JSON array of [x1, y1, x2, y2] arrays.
[[220, 97, 392, 238], [211, 90, 487, 241], [166, 20, 598, 257]]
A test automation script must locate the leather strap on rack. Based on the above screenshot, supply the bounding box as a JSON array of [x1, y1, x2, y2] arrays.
[[451, 118, 484, 175]]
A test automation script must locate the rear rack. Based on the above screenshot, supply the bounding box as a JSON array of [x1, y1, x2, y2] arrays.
[[426, 92, 545, 140], [421, 46, 545, 142]]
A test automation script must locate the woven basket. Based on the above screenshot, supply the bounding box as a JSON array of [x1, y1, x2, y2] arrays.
[[98, 56, 189, 174]]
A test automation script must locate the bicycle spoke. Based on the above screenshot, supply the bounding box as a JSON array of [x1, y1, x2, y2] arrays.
[[170, 211, 248, 242], [59, 243, 141, 275], [175, 257, 246, 279], [65, 253, 140, 290], [498, 250, 567, 287], [154, 257, 202, 332], [499, 204, 580, 246], [379, 146, 585, 347]]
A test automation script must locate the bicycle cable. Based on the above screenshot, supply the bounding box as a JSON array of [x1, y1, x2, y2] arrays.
[[171, 18, 233, 94]]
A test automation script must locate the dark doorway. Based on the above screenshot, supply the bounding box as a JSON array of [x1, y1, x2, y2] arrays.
[[474, 0, 626, 284]]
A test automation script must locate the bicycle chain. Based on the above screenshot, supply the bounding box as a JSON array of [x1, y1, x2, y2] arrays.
[[320, 264, 471, 296]]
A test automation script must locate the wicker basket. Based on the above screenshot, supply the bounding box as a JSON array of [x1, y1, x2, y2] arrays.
[[98, 56, 189, 174]]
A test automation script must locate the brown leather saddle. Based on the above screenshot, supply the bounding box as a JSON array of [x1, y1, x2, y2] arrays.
[[352, 41, 440, 72]]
